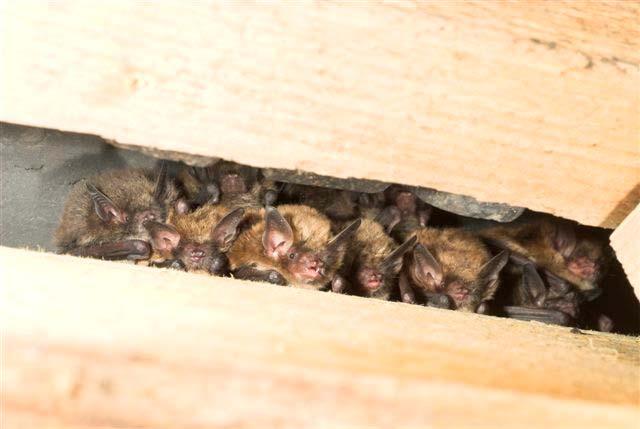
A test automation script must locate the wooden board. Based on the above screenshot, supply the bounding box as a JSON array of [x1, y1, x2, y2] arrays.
[[1, 1, 638, 228], [611, 204, 640, 300], [1, 246, 639, 428]]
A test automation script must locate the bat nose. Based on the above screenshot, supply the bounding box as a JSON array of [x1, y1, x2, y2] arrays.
[[307, 258, 324, 272]]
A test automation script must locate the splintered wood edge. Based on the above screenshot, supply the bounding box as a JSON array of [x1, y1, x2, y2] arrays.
[[1, 246, 638, 428], [611, 204, 640, 301], [1, 1, 638, 228]]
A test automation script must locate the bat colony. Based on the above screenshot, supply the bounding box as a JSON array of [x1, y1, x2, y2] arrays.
[[54, 160, 615, 332]]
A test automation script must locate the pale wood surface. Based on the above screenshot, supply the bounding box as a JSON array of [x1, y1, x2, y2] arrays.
[[1, 246, 639, 428], [611, 204, 640, 300], [1, 1, 639, 228]]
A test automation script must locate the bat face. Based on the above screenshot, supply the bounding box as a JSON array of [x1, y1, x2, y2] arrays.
[[178, 160, 259, 209], [343, 218, 416, 299], [228, 205, 360, 289], [166, 206, 246, 275], [480, 218, 608, 293], [261, 206, 361, 287], [563, 240, 604, 283], [404, 228, 507, 312], [215, 161, 258, 195]]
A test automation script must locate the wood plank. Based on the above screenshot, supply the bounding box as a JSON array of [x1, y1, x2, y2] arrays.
[[0, 1, 638, 228], [611, 205, 640, 300], [1, 246, 639, 428]]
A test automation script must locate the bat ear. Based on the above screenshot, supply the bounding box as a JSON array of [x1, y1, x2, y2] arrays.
[[478, 250, 509, 301], [86, 183, 127, 224], [152, 161, 169, 201], [211, 208, 245, 250], [521, 263, 547, 306], [412, 243, 443, 287], [380, 235, 417, 273], [262, 206, 294, 258], [553, 223, 577, 259], [326, 218, 361, 253]]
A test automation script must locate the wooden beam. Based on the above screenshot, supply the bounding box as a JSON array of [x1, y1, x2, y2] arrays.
[[611, 204, 640, 300], [1, 246, 639, 428], [1, 1, 638, 228]]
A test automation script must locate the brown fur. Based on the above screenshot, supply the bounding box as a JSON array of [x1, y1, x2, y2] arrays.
[[168, 205, 231, 245], [156, 204, 246, 273], [341, 219, 401, 300], [227, 205, 347, 289], [479, 218, 606, 291], [404, 227, 502, 312], [54, 168, 178, 251]]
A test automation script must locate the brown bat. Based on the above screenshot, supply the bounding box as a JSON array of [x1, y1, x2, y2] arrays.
[[479, 217, 607, 293], [399, 227, 509, 312], [487, 245, 614, 330], [334, 218, 417, 300], [178, 160, 278, 209], [374, 186, 432, 238], [497, 262, 579, 326], [152, 204, 246, 275], [54, 164, 183, 261], [227, 204, 361, 289]]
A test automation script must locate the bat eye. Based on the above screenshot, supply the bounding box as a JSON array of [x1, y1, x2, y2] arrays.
[[288, 252, 297, 260]]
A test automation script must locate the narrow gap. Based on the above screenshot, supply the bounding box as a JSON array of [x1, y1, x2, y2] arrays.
[[1, 122, 638, 335]]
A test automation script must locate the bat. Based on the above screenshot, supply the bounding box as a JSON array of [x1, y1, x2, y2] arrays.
[[178, 160, 278, 210], [489, 246, 612, 329], [399, 227, 509, 312], [479, 217, 608, 293], [377, 186, 432, 237], [54, 163, 184, 261], [227, 204, 361, 290], [334, 218, 417, 300], [153, 204, 247, 275]]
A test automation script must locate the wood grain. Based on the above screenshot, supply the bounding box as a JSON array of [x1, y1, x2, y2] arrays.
[[1, 246, 639, 428], [611, 204, 640, 300], [1, 1, 638, 227]]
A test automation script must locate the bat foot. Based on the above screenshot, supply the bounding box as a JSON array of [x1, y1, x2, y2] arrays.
[[208, 254, 230, 276], [426, 293, 451, 309], [401, 293, 415, 304], [265, 270, 287, 285], [234, 266, 287, 285], [126, 240, 152, 260], [597, 314, 614, 332], [331, 275, 348, 293], [151, 259, 186, 270]]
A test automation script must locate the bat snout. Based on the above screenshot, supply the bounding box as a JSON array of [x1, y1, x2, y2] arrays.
[[358, 268, 383, 290], [293, 254, 325, 280], [447, 282, 469, 306]]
